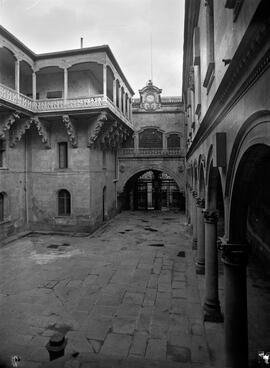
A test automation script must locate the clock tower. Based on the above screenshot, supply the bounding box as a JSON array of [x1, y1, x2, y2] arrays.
[[139, 80, 162, 111]]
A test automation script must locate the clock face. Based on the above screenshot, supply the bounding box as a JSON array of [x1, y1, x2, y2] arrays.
[[146, 94, 155, 103]]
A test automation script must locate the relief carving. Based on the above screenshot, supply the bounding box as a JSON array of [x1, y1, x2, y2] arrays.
[[62, 114, 78, 148]]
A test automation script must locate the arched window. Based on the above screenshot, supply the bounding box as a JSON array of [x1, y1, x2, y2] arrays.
[[58, 189, 71, 216], [139, 128, 163, 148], [0, 193, 4, 221], [167, 134, 181, 148]]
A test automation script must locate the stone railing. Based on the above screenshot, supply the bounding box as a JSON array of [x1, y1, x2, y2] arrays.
[[118, 148, 185, 157], [0, 83, 133, 128]]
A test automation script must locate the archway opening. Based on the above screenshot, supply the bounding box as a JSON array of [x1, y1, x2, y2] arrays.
[[122, 169, 185, 211], [229, 144, 270, 364]]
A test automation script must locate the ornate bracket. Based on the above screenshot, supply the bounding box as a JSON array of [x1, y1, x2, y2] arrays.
[[196, 197, 205, 209], [192, 190, 198, 198], [9, 117, 51, 148], [62, 115, 78, 148], [88, 112, 108, 148], [0, 112, 20, 138]]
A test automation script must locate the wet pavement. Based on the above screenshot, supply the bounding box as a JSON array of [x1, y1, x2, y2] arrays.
[[0, 211, 223, 367]]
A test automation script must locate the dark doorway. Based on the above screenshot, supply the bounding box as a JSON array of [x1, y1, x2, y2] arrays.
[[123, 170, 184, 211]]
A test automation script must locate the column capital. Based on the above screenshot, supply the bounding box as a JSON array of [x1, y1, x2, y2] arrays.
[[192, 190, 197, 198], [196, 197, 205, 208], [204, 210, 218, 223], [219, 237, 249, 266]]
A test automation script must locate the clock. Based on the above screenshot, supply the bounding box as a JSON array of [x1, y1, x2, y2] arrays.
[[146, 94, 155, 103]]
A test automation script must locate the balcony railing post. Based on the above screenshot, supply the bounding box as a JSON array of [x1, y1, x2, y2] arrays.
[[113, 79, 117, 104]]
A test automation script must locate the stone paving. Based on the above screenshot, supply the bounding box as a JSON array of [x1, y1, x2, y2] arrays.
[[0, 211, 221, 367]]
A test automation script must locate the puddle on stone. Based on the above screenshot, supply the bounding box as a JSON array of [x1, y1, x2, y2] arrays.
[[144, 227, 158, 232], [147, 243, 164, 247], [47, 323, 73, 335], [47, 243, 70, 249], [177, 251, 186, 257]]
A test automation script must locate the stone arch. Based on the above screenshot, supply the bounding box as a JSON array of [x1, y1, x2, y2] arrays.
[[225, 110, 270, 197], [118, 163, 184, 193]]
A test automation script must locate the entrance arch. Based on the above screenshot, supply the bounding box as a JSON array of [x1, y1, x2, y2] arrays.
[[119, 168, 185, 211]]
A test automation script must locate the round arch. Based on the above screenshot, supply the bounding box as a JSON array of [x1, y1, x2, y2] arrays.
[[228, 119, 270, 242], [118, 164, 184, 193]]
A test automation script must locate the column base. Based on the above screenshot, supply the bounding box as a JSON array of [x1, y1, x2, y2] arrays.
[[203, 302, 224, 323], [192, 239, 197, 250], [195, 260, 205, 274]]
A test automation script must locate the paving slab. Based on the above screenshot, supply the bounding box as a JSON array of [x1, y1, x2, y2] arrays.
[[0, 211, 221, 368]]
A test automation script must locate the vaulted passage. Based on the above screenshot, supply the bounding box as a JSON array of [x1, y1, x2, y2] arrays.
[[121, 170, 185, 211]]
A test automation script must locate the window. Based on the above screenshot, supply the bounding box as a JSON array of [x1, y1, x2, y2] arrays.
[[0, 139, 5, 167], [167, 134, 181, 149], [47, 91, 63, 99], [58, 189, 71, 216], [139, 128, 163, 148], [58, 142, 68, 169], [0, 193, 4, 221]]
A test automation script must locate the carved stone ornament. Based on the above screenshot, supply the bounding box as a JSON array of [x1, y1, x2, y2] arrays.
[[62, 114, 78, 148], [9, 117, 51, 148], [203, 210, 218, 223], [0, 112, 20, 138], [119, 163, 125, 173], [88, 112, 108, 148]]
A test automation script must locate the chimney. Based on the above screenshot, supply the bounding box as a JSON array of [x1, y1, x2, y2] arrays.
[[80, 37, 83, 49]]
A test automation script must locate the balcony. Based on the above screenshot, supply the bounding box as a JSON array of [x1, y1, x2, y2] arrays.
[[118, 148, 185, 158], [0, 83, 132, 129]]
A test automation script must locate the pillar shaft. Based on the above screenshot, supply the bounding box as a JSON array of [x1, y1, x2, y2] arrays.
[[103, 64, 107, 98], [119, 86, 122, 111], [192, 191, 198, 249], [222, 245, 248, 368], [15, 59, 20, 93], [203, 211, 223, 322], [196, 198, 205, 274], [32, 72, 36, 101], [64, 68, 68, 102]]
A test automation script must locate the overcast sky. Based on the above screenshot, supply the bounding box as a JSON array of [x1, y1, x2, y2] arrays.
[[0, 0, 184, 97]]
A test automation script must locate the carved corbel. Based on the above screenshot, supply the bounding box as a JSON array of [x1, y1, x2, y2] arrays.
[[88, 112, 108, 148], [31, 116, 51, 149], [0, 112, 20, 138], [9, 118, 32, 147], [62, 114, 78, 148]]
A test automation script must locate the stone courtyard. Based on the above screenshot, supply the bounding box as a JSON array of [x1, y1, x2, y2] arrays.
[[0, 211, 224, 367]]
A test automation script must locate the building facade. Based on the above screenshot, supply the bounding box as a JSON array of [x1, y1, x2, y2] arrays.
[[117, 80, 186, 211], [0, 25, 134, 240], [183, 0, 270, 367]]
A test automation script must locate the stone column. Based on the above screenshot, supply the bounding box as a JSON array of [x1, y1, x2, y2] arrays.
[[222, 242, 248, 368], [134, 132, 139, 150], [113, 79, 117, 104], [119, 86, 122, 111], [192, 191, 198, 249], [103, 64, 107, 98], [123, 91, 126, 115], [32, 71, 36, 101], [195, 198, 205, 274], [64, 68, 68, 103], [130, 98, 133, 121], [15, 59, 20, 93], [203, 211, 223, 322]]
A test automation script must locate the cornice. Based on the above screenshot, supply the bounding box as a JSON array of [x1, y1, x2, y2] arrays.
[[186, 0, 270, 159]]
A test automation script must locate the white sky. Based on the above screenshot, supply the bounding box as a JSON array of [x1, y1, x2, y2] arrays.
[[0, 0, 185, 97]]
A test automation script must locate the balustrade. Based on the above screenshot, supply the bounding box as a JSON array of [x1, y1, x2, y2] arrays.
[[0, 83, 132, 127], [118, 148, 184, 157]]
